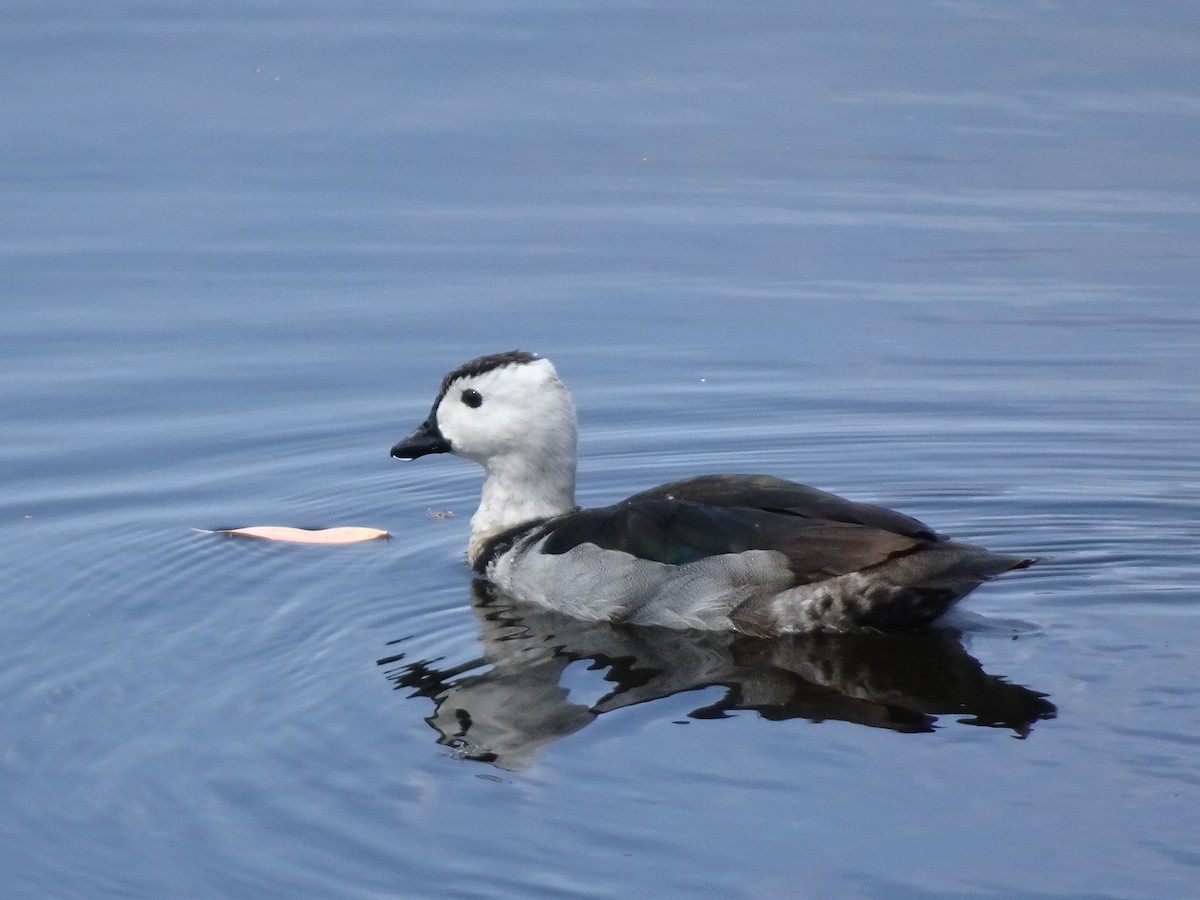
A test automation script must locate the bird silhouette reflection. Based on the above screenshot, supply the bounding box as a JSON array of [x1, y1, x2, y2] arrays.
[[378, 581, 1055, 770]]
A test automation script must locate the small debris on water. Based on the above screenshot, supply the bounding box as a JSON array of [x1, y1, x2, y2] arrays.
[[194, 526, 389, 544]]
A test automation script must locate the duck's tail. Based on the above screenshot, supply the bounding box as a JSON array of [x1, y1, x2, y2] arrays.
[[853, 542, 1036, 630], [737, 542, 1037, 635]]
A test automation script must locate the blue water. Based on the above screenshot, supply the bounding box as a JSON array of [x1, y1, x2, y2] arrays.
[[4, 2, 1200, 897]]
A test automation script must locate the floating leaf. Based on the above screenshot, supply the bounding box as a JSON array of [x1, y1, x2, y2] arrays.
[[197, 526, 389, 544]]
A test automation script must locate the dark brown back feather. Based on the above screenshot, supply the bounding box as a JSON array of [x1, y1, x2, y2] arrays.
[[628, 474, 938, 540], [537, 475, 934, 585]]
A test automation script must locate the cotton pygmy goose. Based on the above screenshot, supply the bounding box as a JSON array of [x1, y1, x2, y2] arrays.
[[391, 351, 1034, 636]]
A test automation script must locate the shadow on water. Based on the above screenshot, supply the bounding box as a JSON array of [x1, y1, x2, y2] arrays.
[[378, 582, 1056, 771]]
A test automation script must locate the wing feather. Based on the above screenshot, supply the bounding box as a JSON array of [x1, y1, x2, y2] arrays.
[[628, 474, 938, 540], [537, 491, 927, 585]]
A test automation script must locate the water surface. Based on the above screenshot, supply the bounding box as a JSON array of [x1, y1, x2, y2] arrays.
[[3, 2, 1200, 897]]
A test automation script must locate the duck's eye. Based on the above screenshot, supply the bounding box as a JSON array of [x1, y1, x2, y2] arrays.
[[460, 388, 483, 408]]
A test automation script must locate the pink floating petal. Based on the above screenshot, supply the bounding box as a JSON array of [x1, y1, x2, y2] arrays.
[[208, 526, 390, 544]]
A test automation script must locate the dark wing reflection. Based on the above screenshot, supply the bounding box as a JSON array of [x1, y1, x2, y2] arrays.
[[378, 581, 1055, 770]]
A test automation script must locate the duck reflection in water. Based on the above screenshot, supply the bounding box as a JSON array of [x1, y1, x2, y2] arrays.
[[378, 581, 1055, 771]]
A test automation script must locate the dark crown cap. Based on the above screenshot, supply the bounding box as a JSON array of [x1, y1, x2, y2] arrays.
[[435, 350, 540, 404]]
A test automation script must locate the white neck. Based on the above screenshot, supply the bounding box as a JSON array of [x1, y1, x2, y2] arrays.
[[467, 441, 577, 568]]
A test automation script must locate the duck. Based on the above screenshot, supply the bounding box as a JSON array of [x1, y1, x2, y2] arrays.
[[390, 350, 1035, 636]]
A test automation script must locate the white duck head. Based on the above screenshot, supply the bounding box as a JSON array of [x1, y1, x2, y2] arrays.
[[391, 351, 579, 566]]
